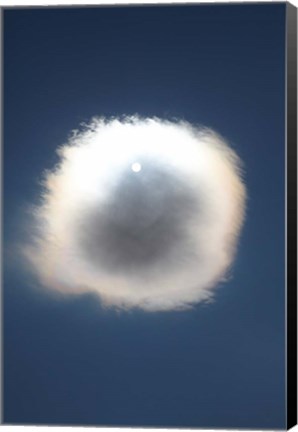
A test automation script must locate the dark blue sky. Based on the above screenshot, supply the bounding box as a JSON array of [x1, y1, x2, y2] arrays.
[[3, 4, 286, 429]]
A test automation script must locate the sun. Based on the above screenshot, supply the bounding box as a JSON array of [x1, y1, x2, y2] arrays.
[[131, 162, 142, 173]]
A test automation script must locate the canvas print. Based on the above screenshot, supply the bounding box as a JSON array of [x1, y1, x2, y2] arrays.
[[2, 2, 297, 430]]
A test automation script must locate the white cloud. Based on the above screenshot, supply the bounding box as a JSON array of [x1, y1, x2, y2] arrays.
[[23, 116, 246, 311]]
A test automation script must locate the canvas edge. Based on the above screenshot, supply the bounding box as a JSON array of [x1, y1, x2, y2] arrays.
[[286, 1, 297, 430]]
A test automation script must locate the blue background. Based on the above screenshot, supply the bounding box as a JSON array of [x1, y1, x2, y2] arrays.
[[3, 4, 286, 429]]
